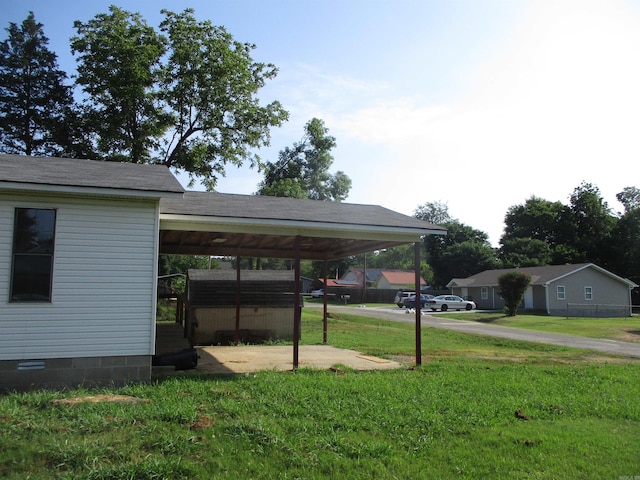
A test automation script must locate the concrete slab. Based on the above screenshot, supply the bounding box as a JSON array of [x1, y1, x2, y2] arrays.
[[194, 345, 402, 374]]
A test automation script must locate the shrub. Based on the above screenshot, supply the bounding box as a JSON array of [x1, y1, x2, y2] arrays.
[[498, 271, 531, 316]]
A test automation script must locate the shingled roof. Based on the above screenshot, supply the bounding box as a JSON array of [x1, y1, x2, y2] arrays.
[[160, 191, 442, 232], [379, 270, 427, 286], [0, 154, 184, 196], [159, 192, 446, 260], [449, 263, 638, 288]]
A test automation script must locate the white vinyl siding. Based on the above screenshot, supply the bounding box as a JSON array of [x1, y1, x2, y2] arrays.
[[0, 193, 159, 360]]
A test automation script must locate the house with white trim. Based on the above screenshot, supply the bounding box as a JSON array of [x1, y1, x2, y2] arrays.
[[0, 155, 184, 390], [1, 154, 445, 390], [448, 263, 638, 316]]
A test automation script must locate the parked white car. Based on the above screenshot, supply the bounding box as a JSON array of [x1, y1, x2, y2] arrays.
[[425, 295, 475, 312]]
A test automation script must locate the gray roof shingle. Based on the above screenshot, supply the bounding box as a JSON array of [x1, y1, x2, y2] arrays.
[[160, 191, 445, 232], [0, 154, 184, 194], [450, 263, 638, 287]]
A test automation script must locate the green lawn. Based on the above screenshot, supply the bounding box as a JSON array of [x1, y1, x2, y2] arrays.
[[1, 310, 639, 479], [439, 311, 640, 343]]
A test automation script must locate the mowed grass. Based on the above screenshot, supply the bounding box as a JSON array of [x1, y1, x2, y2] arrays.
[[1, 310, 640, 479], [439, 311, 640, 342]]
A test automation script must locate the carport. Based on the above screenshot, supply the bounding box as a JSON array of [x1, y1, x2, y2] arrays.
[[159, 191, 446, 368]]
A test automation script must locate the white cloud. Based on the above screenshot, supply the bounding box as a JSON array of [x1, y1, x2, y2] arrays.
[[218, 0, 640, 247], [306, 0, 640, 245]]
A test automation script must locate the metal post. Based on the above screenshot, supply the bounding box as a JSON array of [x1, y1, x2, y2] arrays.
[[322, 260, 328, 344], [235, 257, 241, 345], [293, 236, 301, 369], [415, 242, 422, 366], [361, 253, 367, 305]]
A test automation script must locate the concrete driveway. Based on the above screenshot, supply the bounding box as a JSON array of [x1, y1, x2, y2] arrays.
[[317, 304, 640, 359], [195, 344, 401, 374]]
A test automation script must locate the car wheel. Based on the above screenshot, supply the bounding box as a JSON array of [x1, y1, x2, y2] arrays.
[[465, 304, 472, 311], [441, 304, 448, 312]]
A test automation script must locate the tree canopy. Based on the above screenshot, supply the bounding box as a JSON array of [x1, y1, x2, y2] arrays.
[[0, 12, 87, 157], [257, 118, 351, 201], [71, 6, 288, 189], [616, 186, 640, 214], [567, 182, 616, 266], [414, 201, 453, 225], [424, 218, 497, 288]]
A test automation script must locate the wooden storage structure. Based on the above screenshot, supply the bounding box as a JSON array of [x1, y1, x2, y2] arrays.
[[187, 269, 300, 345]]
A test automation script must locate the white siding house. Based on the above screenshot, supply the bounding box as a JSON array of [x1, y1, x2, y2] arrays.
[[0, 155, 183, 390], [1, 154, 447, 389]]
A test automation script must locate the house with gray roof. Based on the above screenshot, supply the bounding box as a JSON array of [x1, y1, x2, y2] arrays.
[[1, 154, 445, 390], [448, 263, 638, 316]]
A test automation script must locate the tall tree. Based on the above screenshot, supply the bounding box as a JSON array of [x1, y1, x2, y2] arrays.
[[414, 201, 453, 225], [424, 221, 497, 288], [0, 12, 85, 157], [257, 118, 351, 201], [71, 7, 288, 187], [610, 186, 640, 285], [616, 186, 640, 213], [158, 9, 288, 189], [500, 196, 574, 265], [71, 6, 166, 164], [567, 182, 616, 266], [501, 196, 567, 247], [499, 237, 552, 267], [609, 208, 640, 284]]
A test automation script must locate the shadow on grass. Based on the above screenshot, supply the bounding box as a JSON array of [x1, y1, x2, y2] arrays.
[[473, 315, 507, 324]]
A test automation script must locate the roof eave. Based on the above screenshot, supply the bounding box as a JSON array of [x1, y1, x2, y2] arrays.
[[0, 181, 184, 200], [159, 213, 445, 242]]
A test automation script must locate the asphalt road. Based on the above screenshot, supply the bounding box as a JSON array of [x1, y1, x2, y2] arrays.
[[313, 304, 640, 359]]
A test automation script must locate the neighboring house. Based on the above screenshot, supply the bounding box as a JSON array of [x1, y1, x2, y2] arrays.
[[448, 263, 638, 316], [0, 155, 184, 390], [340, 268, 383, 287], [340, 268, 426, 290], [376, 270, 427, 290], [321, 278, 359, 288]]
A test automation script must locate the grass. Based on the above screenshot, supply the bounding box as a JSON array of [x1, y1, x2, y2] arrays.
[[2, 310, 640, 479], [300, 309, 606, 362], [439, 311, 640, 343]]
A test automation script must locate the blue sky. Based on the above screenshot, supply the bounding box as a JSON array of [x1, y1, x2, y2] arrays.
[[3, 0, 640, 246]]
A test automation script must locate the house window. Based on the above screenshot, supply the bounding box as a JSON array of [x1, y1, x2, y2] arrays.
[[11, 208, 56, 302], [585, 286, 593, 301], [481, 287, 488, 300], [557, 286, 565, 300]]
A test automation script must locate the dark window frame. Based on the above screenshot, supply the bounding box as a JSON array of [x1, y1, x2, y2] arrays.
[[10, 208, 57, 302]]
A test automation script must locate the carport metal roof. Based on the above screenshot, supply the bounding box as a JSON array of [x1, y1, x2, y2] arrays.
[[159, 191, 445, 259]]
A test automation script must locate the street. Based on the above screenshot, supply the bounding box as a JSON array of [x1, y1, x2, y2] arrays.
[[308, 303, 640, 359]]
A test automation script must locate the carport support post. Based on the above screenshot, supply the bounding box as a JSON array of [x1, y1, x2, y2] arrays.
[[235, 258, 241, 346], [322, 260, 328, 344], [293, 236, 301, 369], [415, 242, 422, 366]]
